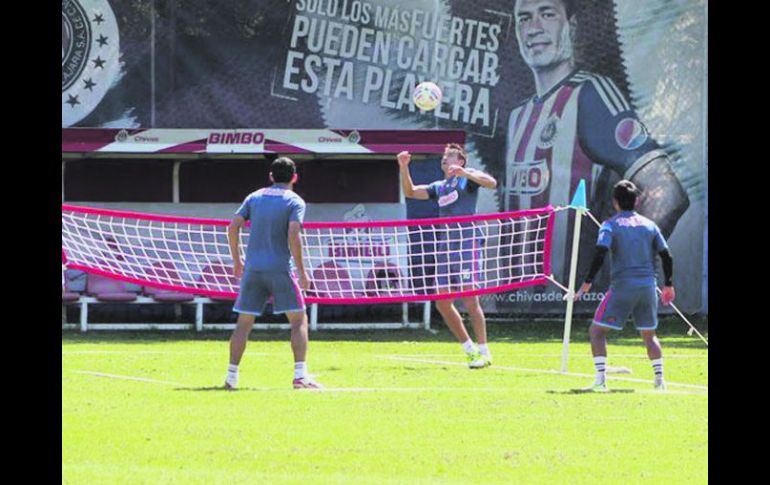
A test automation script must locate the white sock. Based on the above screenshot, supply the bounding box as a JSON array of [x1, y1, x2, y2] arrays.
[[478, 344, 490, 357], [593, 356, 607, 384], [461, 339, 476, 354], [651, 358, 664, 381], [294, 362, 307, 379], [226, 364, 238, 384]]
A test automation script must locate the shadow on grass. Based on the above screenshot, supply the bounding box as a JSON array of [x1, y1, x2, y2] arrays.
[[62, 317, 707, 349], [174, 386, 318, 393], [546, 388, 635, 395]]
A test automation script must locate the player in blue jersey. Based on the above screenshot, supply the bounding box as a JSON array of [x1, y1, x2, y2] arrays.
[[398, 144, 498, 369], [575, 180, 676, 391], [223, 157, 322, 390]]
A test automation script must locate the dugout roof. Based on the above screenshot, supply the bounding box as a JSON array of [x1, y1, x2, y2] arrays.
[[61, 128, 466, 160]]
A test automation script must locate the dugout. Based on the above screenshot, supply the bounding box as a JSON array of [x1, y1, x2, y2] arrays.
[[62, 127, 464, 329]]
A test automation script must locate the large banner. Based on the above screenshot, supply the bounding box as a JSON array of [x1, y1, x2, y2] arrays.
[[62, 0, 708, 313]]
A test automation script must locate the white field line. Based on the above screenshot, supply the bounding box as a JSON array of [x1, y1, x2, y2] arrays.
[[383, 353, 707, 359], [236, 387, 706, 394], [379, 356, 709, 391], [69, 370, 707, 395], [62, 350, 273, 356], [63, 350, 707, 359], [71, 370, 189, 387], [293, 387, 516, 393]]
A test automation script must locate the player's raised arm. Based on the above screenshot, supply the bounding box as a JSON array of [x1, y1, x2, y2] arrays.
[[397, 151, 431, 200], [228, 215, 246, 278], [448, 166, 497, 189]]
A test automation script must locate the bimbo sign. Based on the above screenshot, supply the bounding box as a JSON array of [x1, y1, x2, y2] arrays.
[[207, 130, 267, 152]]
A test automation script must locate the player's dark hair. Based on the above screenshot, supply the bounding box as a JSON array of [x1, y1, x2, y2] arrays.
[[515, 0, 576, 18], [613, 180, 639, 211], [444, 143, 467, 165], [271, 157, 296, 183]]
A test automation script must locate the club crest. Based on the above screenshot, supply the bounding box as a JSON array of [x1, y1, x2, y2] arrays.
[[62, 0, 120, 127]]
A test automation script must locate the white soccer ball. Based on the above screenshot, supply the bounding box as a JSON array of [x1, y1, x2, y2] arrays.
[[412, 82, 443, 111]]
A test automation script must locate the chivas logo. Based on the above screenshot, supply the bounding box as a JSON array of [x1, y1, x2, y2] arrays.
[[347, 130, 361, 144], [62, 0, 120, 127], [537, 114, 559, 150]]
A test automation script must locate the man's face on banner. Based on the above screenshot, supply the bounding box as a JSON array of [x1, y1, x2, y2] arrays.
[[514, 0, 575, 70]]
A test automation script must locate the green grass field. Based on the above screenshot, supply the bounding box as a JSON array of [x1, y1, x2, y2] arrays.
[[62, 318, 708, 484]]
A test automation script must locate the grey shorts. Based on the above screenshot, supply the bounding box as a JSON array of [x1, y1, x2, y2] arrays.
[[592, 285, 658, 331], [234, 270, 305, 316]]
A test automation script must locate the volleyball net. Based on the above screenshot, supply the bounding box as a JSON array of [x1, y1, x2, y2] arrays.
[[61, 205, 556, 303]]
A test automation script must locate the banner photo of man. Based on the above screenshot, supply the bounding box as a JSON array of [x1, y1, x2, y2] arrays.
[[62, 0, 707, 313]]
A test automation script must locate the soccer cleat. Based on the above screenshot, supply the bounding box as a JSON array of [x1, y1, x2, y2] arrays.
[[293, 377, 324, 389], [654, 379, 666, 391], [467, 351, 487, 369], [585, 381, 609, 393], [224, 373, 238, 389], [480, 354, 493, 367]]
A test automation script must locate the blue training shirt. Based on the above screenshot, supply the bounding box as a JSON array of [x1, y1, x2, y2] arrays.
[[597, 211, 668, 289], [235, 184, 306, 272], [426, 175, 479, 217], [426, 175, 483, 241]]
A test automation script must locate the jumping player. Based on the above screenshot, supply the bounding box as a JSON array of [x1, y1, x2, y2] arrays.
[[224, 157, 322, 390], [575, 180, 676, 391], [398, 144, 498, 369]]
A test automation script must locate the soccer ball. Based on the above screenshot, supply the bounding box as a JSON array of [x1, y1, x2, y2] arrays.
[[412, 82, 442, 111]]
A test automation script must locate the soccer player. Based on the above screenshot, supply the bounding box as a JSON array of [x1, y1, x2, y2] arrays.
[[574, 180, 676, 391], [398, 144, 498, 368], [507, 0, 689, 283], [224, 157, 322, 390]]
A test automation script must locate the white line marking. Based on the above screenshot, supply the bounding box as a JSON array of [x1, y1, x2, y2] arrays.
[[310, 387, 512, 393], [69, 372, 707, 395], [379, 356, 709, 391], [382, 353, 707, 359], [62, 350, 274, 356], [72, 370, 188, 387]]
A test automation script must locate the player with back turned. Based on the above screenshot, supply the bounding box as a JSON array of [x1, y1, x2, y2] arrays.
[[575, 180, 676, 391], [224, 157, 323, 390]]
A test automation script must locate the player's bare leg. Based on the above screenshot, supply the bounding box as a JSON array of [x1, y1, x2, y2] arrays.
[[224, 312, 256, 389], [286, 310, 308, 363], [435, 290, 484, 369], [461, 293, 491, 366], [589, 324, 610, 357], [641, 329, 665, 389], [287, 310, 322, 389], [588, 324, 611, 391], [435, 298, 472, 343]]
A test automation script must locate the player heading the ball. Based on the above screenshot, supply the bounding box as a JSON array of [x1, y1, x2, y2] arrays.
[[398, 144, 498, 369]]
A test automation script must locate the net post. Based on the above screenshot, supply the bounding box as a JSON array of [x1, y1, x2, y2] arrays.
[[422, 301, 431, 330], [402, 302, 409, 327], [310, 303, 318, 331], [80, 300, 88, 332], [195, 301, 203, 332], [561, 180, 587, 373]]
